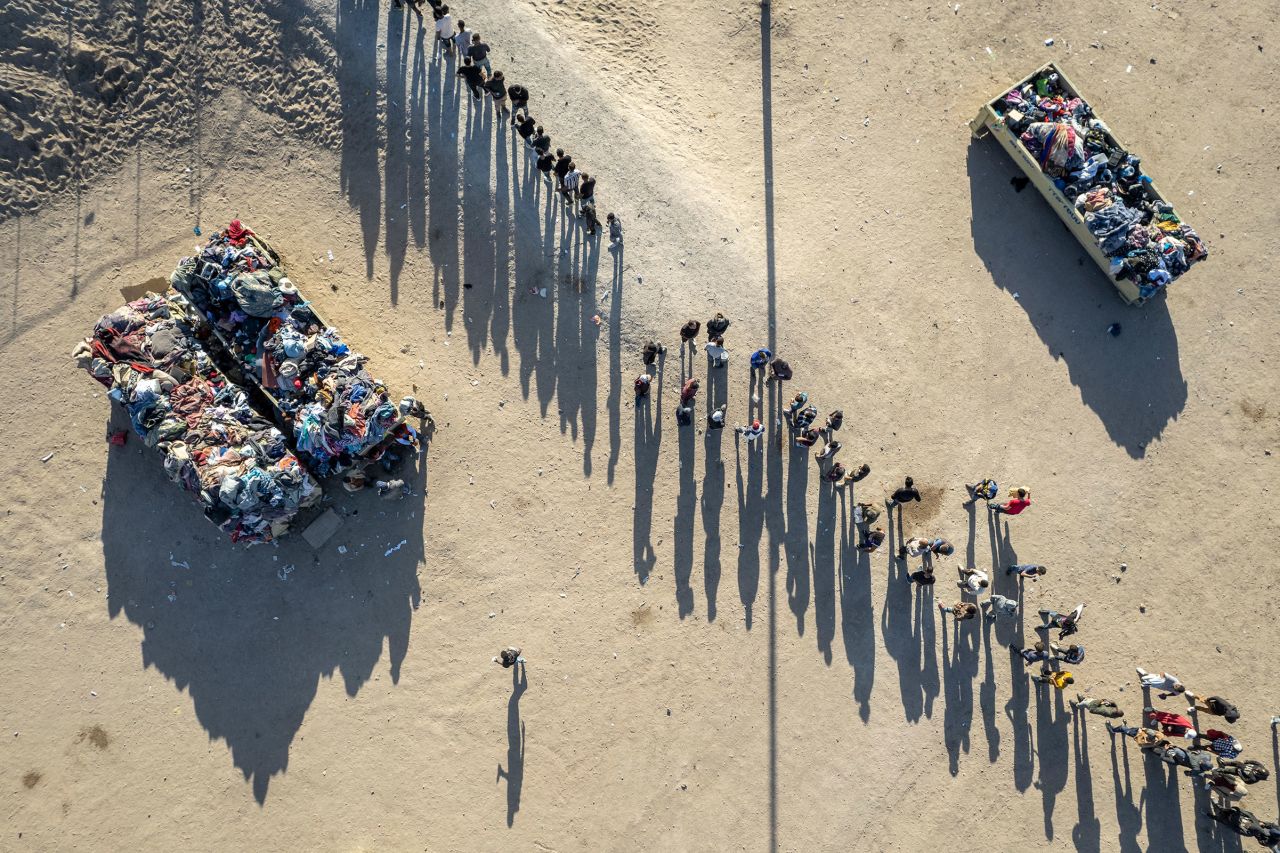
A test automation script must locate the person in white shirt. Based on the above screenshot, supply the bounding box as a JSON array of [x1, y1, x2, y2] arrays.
[[704, 336, 728, 368], [957, 566, 990, 596], [982, 594, 1018, 620], [736, 420, 764, 443], [1136, 668, 1187, 698], [561, 164, 581, 202], [435, 9, 454, 55]]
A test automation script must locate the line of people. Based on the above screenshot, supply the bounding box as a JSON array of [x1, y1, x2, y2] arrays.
[[397, 0, 624, 246], [633, 315, 1279, 849]]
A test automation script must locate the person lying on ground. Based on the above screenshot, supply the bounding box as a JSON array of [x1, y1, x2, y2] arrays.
[[1048, 641, 1085, 665], [1071, 695, 1125, 718], [1186, 693, 1240, 723], [1105, 721, 1168, 750], [1136, 667, 1186, 698], [1030, 667, 1075, 689], [1194, 729, 1243, 759], [1145, 707, 1197, 739], [1011, 642, 1050, 666], [1007, 563, 1047, 580], [1037, 604, 1084, 640], [1216, 758, 1269, 784], [857, 527, 886, 552], [964, 478, 998, 503], [982, 594, 1017, 620], [939, 601, 979, 622]]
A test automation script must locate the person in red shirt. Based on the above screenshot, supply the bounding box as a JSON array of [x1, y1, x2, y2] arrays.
[[992, 486, 1032, 515]]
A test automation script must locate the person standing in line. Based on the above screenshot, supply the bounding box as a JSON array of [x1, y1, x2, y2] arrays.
[[516, 113, 538, 145], [642, 341, 663, 367], [633, 373, 651, 402], [823, 462, 847, 484], [1037, 604, 1084, 640], [456, 57, 485, 100], [991, 486, 1031, 516], [708, 403, 728, 430], [607, 213, 623, 248], [886, 476, 921, 510], [749, 347, 772, 372], [982, 594, 1018, 620], [580, 202, 601, 237], [1007, 563, 1047, 580], [531, 126, 552, 155], [679, 377, 699, 406], [964, 478, 999, 504], [486, 70, 509, 115], [1071, 695, 1125, 719], [794, 427, 819, 449], [815, 438, 841, 462], [493, 646, 525, 667], [707, 312, 731, 340], [768, 356, 793, 382], [553, 149, 573, 193], [468, 33, 492, 77], [736, 419, 765, 444], [536, 149, 555, 182], [841, 463, 871, 487], [561, 162, 581, 203], [507, 83, 530, 123], [679, 320, 701, 350], [822, 409, 843, 441], [705, 336, 728, 368], [452, 20, 471, 56], [908, 564, 936, 586], [577, 173, 596, 214], [929, 538, 955, 557], [899, 537, 932, 559], [434, 5, 454, 55]]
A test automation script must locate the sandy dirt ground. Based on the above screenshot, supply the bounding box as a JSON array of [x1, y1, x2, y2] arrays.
[[3, 0, 1280, 850]]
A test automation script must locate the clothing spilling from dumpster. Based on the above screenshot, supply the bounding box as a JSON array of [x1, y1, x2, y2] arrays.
[[169, 223, 416, 476], [996, 72, 1207, 300], [73, 291, 321, 543]]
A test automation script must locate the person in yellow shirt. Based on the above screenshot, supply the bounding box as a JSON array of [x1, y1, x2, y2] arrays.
[[1031, 667, 1075, 690]]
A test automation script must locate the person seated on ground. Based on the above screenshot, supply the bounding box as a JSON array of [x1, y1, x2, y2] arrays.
[[706, 312, 730, 339], [375, 479, 409, 500], [940, 601, 979, 621], [1216, 758, 1269, 785], [1070, 695, 1125, 719], [1208, 804, 1262, 839], [1049, 641, 1085, 665], [857, 527, 886, 552], [1187, 693, 1240, 723], [842, 463, 871, 486], [853, 501, 880, 525], [1030, 667, 1075, 690], [1145, 707, 1197, 739], [956, 566, 990, 596], [1037, 603, 1084, 640], [342, 468, 368, 493], [1011, 641, 1050, 667], [929, 538, 954, 556], [965, 478, 998, 503], [1205, 770, 1250, 802], [992, 486, 1031, 515], [1007, 563, 1047, 580], [1195, 728, 1243, 759]]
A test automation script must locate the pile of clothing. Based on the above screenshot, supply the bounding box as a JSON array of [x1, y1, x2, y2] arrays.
[[169, 221, 412, 476], [73, 291, 321, 543], [998, 72, 1207, 298]]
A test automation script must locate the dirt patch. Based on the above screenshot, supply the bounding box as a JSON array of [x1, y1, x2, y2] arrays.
[[22, 770, 41, 789], [76, 725, 110, 750], [904, 486, 947, 525], [1239, 398, 1268, 423], [631, 604, 655, 627]]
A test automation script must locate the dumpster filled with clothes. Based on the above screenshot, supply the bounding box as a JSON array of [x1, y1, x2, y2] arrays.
[[169, 221, 416, 476], [73, 291, 322, 543], [969, 63, 1207, 305]]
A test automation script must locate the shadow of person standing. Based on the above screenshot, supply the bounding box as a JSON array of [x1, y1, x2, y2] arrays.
[[1072, 711, 1102, 852], [497, 661, 527, 827]]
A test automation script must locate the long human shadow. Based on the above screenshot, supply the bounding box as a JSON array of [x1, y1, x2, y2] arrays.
[[101, 410, 424, 804], [812, 477, 837, 665], [673, 400, 697, 618], [1109, 735, 1145, 853], [701, 356, 727, 622], [496, 662, 527, 827], [734, 427, 763, 631], [784, 440, 810, 637], [881, 505, 938, 723], [335, 0, 381, 280], [554, 222, 601, 476], [992, 511, 1034, 792], [837, 493, 875, 722], [941, 606, 978, 775], [1035, 684, 1071, 840], [1141, 750, 1186, 852], [383, 5, 411, 301], [966, 141, 1186, 458], [606, 244, 624, 484], [427, 33, 461, 333], [461, 84, 496, 361], [633, 356, 663, 583], [1072, 712, 1102, 852]]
